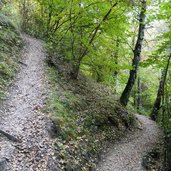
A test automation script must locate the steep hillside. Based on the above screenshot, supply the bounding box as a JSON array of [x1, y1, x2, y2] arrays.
[[0, 14, 22, 99], [45, 56, 164, 170], [45, 56, 137, 170]]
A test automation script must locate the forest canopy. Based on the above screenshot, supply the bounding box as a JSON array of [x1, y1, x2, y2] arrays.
[[7, 0, 169, 119], [0, 0, 169, 122]]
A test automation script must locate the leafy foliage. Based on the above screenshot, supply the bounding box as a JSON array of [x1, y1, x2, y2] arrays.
[[0, 5, 22, 99]]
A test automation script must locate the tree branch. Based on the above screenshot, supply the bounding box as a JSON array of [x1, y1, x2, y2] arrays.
[[79, 2, 118, 61]]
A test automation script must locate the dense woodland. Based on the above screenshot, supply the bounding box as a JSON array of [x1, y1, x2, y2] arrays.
[[0, 0, 171, 170]]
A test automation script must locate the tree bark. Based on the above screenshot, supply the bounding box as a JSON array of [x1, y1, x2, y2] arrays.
[[45, 4, 52, 37], [70, 2, 118, 79], [0, 129, 20, 142], [150, 54, 171, 121], [113, 37, 120, 83], [21, 0, 29, 31], [21, 0, 26, 30], [137, 77, 141, 111], [120, 0, 146, 106]]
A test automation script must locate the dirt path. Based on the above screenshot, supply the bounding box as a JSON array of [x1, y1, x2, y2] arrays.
[[97, 114, 163, 171], [0, 35, 58, 171], [0, 34, 163, 171]]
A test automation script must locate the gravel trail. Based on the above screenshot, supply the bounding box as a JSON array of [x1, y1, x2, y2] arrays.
[[97, 114, 163, 171], [0, 35, 163, 171], [0, 35, 58, 171]]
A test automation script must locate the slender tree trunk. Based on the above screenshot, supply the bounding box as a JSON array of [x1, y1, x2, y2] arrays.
[[120, 0, 146, 106], [70, 3, 118, 79], [46, 5, 52, 37], [70, 61, 81, 79], [150, 54, 171, 121], [137, 77, 141, 111], [21, 0, 26, 31], [113, 37, 120, 83], [133, 85, 137, 107]]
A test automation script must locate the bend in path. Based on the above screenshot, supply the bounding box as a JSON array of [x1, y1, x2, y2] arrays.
[[0, 34, 163, 171], [97, 114, 163, 171], [0, 35, 58, 171]]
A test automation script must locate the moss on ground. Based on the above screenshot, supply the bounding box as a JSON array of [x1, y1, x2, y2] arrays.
[[45, 57, 136, 170], [0, 14, 22, 99]]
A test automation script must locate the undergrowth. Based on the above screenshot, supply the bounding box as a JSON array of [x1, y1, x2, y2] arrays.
[[45, 59, 136, 170], [0, 14, 22, 99]]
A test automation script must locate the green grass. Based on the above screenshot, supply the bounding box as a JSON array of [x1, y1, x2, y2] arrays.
[[0, 17, 22, 99], [45, 64, 136, 170]]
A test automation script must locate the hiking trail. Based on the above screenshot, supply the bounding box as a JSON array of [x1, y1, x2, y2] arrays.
[[97, 114, 163, 171], [0, 35, 163, 171], [0, 35, 58, 171]]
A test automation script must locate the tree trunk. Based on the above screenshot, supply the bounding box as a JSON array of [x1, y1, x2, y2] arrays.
[[150, 54, 171, 121], [137, 77, 141, 111], [70, 61, 81, 79], [70, 3, 118, 79], [45, 5, 52, 37], [113, 37, 120, 84], [0, 129, 20, 142], [120, 0, 146, 106], [21, 0, 26, 30]]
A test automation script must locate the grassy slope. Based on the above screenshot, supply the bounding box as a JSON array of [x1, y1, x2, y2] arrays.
[[0, 14, 22, 99], [45, 58, 136, 170]]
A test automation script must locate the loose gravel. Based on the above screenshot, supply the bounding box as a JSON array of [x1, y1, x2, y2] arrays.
[[0, 35, 58, 171], [97, 114, 163, 171]]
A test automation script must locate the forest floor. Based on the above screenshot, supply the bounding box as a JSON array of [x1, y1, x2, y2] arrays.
[[97, 114, 163, 171], [0, 35, 58, 171], [0, 35, 164, 171]]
